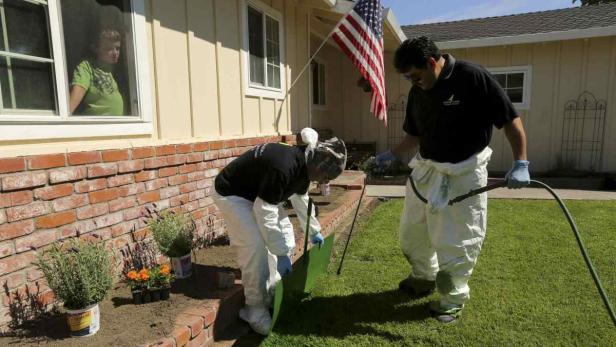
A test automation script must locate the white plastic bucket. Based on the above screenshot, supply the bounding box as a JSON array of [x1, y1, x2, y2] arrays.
[[171, 253, 192, 279], [66, 303, 100, 337]]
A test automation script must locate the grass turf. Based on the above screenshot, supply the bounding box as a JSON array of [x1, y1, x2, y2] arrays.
[[262, 199, 616, 346]]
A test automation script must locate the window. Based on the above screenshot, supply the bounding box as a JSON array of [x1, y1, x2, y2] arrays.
[[0, 0, 152, 141], [242, 0, 285, 98], [311, 60, 326, 107], [489, 66, 532, 110]]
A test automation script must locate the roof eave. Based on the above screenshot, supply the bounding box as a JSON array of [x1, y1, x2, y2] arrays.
[[437, 25, 616, 49]]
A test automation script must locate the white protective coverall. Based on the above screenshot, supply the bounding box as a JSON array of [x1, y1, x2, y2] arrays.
[[212, 191, 320, 307], [400, 147, 492, 307]]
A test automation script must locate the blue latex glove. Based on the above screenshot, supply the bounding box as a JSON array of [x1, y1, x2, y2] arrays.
[[375, 150, 396, 169], [276, 255, 292, 277], [311, 232, 324, 248], [505, 160, 530, 189]]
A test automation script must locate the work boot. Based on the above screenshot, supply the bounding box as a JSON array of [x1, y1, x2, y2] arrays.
[[398, 276, 435, 297], [429, 301, 463, 323], [239, 305, 272, 335]]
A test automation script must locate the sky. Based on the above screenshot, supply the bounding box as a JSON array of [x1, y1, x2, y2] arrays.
[[381, 0, 579, 25]]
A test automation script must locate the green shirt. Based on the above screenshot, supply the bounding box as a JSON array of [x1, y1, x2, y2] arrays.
[[71, 60, 124, 116]]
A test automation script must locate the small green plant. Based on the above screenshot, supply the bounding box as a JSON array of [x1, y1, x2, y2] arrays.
[[149, 264, 174, 288], [146, 209, 196, 258], [35, 239, 113, 310]]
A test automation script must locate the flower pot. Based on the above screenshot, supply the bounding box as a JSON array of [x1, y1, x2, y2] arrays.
[[150, 288, 161, 302], [131, 290, 143, 305], [171, 253, 192, 279], [160, 287, 170, 300], [142, 290, 151, 303], [66, 303, 100, 337]]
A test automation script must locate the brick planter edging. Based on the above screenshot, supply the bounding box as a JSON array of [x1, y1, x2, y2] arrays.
[[144, 174, 370, 347]]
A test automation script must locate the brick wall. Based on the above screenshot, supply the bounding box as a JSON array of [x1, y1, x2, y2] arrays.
[[0, 135, 296, 327]]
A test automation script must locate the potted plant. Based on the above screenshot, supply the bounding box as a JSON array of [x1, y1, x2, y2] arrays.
[[150, 264, 173, 300], [147, 210, 196, 279], [125, 268, 151, 304], [35, 239, 113, 337]]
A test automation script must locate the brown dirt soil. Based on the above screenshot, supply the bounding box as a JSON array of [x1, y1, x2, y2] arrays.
[[0, 187, 351, 347]]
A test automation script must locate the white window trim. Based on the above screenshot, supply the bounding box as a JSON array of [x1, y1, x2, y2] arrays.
[[241, 0, 286, 99], [0, 0, 153, 141], [488, 65, 532, 111], [310, 58, 327, 110]]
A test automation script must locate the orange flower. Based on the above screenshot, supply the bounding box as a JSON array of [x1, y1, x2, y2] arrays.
[[138, 268, 150, 281], [126, 270, 138, 280], [160, 264, 170, 276]]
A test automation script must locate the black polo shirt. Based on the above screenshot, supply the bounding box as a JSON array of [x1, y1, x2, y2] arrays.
[[214, 143, 310, 205], [403, 54, 518, 163]]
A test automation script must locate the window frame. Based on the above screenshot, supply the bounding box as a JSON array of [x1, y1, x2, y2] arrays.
[[241, 0, 286, 99], [0, 0, 153, 141], [488, 65, 532, 111], [310, 58, 327, 110]]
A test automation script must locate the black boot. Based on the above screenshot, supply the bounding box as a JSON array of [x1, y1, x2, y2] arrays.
[[398, 276, 436, 297]]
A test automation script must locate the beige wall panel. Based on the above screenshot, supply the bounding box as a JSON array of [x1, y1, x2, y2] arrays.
[[260, 98, 278, 134], [151, 1, 192, 139], [603, 37, 616, 171], [244, 97, 261, 136], [486, 46, 508, 67], [526, 42, 558, 172], [585, 38, 611, 100], [215, 0, 243, 136], [511, 44, 531, 66], [291, 8, 311, 131], [187, 0, 220, 138], [283, 2, 298, 134]]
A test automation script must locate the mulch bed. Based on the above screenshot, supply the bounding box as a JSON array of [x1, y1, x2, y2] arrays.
[[0, 187, 351, 346]]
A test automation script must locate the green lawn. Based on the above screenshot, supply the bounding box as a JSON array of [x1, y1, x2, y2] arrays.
[[263, 199, 616, 346]]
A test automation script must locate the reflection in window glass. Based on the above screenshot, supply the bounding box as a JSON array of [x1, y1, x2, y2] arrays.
[[492, 71, 525, 104], [248, 6, 264, 85], [61, 0, 137, 116], [247, 4, 281, 90], [311, 61, 326, 106], [0, 0, 56, 113]]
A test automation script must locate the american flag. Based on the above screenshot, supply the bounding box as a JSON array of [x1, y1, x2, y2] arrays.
[[332, 0, 387, 126]]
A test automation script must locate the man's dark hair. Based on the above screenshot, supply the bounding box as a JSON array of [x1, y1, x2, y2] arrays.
[[394, 36, 441, 72]]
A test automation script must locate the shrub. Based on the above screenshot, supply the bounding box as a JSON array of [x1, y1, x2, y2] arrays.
[[147, 209, 196, 258], [35, 239, 113, 310]]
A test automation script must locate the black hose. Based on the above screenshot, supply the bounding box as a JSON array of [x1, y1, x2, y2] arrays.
[[409, 176, 616, 328]]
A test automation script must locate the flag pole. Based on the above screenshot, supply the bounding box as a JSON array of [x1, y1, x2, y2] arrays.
[[274, 7, 354, 133]]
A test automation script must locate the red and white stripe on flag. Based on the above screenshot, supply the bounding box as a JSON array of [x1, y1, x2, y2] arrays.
[[332, 0, 387, 126]]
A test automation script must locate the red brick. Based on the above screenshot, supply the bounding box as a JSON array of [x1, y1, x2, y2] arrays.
[[36, 211, 76, 229], [176, 144, 193, 154], [27, 154, 66, 170], [88, 163, 118, 178], [204, 169, 219, 178], [186, 153, 203, 164], [193, 142, 209, 151], [0, 191, 33, 208], [159, 167, 178, 178], [93, 212, 123, 228], [89, 188, 120, 204], [102, 149, 130, 162], [209, 141, 223, 150], [132, 147, 154, 159], [6, 202, 50, 222], [15, 229, 57, 251], [122, 207, 142, 221], [34, 184, 73, 200], [75, 178, 107, 193], [187, 171, 205, 182], [167, 155, 186, 166], [169, 175, 189, 186], [160, 186, 180, 199], [218, 149, 233, 159], [76, 203, 109, 220], [0, 272, 25, 289], [0, 157, 25, 174], [222, 140, 236, 149], [135, 170, 157, 182], [68, 151, 101, 165], [26, 268, 44, 281], [155, 145, 176, 156], [0, 220, 35, 241], [180, 182, 198, 194], [132, 227, 151, 241], [202, 151, 219, 161], [179, 164, 197, 174], [110, 221, 137, 237], [137, 191, 160, 205], [118, 160, 145, 173], [49, 167, 87, 184], [172, 325, 191, 347], [109, 197, 136, 212], [0, 251, 36, 276], [170, 194, 189, 207], [1, 172, 47, 191], [147, 337, 175, 347], [186, 331, 207, 347], [52, 194, 88, 211], [144, 157, 168, 169], [37, 290, 55, 306], [118, 183, 145, 197], [0, 241, 15, 258], [145, 178, 168, 191], [188, 190, 205, 202], [107, 174, 134, 187]]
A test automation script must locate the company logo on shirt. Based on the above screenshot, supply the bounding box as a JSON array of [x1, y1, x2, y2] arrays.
[[443, 94, 460, 106]]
